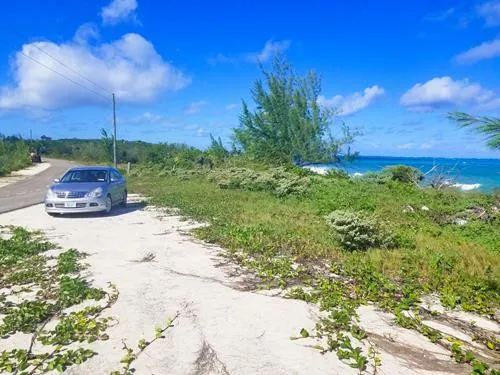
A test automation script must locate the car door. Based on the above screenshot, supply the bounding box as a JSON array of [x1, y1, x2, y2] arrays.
[[110, 170, 125, 203]]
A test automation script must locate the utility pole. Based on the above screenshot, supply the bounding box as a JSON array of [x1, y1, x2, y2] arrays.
[[112, 93, 117, 168]]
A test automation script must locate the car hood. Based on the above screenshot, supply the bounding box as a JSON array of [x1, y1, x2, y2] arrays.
[[50, 182, 108, 192]]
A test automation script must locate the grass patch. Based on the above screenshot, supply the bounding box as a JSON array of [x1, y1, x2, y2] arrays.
[[130, 166, 500, 372]]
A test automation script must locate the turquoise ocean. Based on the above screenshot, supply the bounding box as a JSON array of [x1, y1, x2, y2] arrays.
[[306, 156, 500, 192]]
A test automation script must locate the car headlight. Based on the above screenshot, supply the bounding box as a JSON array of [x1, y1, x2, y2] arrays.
[[86, 187, 103, 198], [46, 189, 57, 199]]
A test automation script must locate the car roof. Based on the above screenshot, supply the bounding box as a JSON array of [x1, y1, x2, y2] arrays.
[[68, 166, 113, 171]]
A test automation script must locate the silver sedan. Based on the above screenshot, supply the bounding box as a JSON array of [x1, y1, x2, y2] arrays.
[[45, 166, 127, 215]]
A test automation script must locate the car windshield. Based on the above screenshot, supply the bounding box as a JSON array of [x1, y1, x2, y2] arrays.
[[61, 170, 108, 183]]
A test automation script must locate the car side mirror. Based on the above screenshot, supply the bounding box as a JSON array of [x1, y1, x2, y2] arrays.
[[53, 178, 60, 183]]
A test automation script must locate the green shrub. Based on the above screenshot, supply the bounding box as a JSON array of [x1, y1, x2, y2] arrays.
[[325, 210, 396, 251], [384, 165, 424, 184], [209, 167, 312, 197]]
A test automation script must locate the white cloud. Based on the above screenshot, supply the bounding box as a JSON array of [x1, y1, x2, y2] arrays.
[[454, 38, 500, 64], [207, 53, 236, 65], [208, 40, 290, 65], [397, 143, 417, 150], [101, 0, 139, 25], [245, 40, 291, 63], [184, 100, 207, 115], [225, 103, 237, 111], [131, 111, 164, 124], [0, 31, 190, 110], [477, 1, 500, 26], [424, 7, 456, 22], [400, 76, 498, 111], [73, 23, 100, 44], [318, 85, 385, 116]]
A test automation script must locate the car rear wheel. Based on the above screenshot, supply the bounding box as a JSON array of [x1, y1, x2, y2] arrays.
[[120, 190, 127, 207], [105, 195, 112, 214]]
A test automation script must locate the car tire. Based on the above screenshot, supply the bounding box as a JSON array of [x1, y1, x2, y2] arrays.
[[104, 195, 113, 214], [120, 190, 127, 207]]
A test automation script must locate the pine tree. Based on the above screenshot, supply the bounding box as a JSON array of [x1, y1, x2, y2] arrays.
[[234, 55, 354, 165]]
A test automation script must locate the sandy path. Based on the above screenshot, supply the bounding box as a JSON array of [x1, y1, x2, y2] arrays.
[[0, 199, 487, 374]]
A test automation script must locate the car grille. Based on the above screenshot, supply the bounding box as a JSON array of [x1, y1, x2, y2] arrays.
[[56, 191, 86, 198], [54, 203, 87, 208]]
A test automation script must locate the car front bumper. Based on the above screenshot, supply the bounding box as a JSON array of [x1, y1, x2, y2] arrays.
[[45, 197, 107, 214]]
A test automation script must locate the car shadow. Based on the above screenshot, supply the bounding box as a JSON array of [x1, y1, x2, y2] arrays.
[[51, 202, 146, 219]]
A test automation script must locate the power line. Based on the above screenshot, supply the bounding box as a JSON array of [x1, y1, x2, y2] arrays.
[[12, 29, 111, 96], [26, 42, 112, 95], [19, 51, 109, 101]]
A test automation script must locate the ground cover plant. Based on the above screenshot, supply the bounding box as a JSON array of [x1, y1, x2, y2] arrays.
[[130, 163, 500, 374], [0, 226, 118, 374]]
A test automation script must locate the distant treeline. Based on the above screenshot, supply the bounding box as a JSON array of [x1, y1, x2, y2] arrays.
[[2, 134, 232, 169]]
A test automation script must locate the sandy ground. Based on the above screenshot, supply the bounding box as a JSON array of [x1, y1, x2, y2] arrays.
[[0, 198, 497, 374], [0, 162, 51, 188]]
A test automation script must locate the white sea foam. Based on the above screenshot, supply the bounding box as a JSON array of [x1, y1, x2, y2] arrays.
[[452, 183, 481, 191]]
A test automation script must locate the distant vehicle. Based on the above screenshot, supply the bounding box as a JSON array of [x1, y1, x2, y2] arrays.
[[45, 166, 127, 215], [30, 150, 42, 163]]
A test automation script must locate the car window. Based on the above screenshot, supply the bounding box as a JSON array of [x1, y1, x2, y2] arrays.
[[61, 170, 108, 183], [111, 170, 122, 182]]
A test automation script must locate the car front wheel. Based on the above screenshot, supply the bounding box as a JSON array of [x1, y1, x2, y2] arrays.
[[120, 190, 127, 207], [104, 195, 112, 214]]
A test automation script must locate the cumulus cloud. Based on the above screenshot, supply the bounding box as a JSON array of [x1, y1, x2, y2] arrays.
[[317, 85, 385, 116], [454, 38, 500, 64], [0, 32, 190, 110], [245, 40, 291, 63], [184, 100, 207, 115], [400, 76, 498, 111], [477, 1, 500, 26], [101, 0, 139, 25], [208, 40, 290, 65]]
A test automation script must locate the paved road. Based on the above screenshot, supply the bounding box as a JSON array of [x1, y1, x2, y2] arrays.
[[0, 159, 75, 214]]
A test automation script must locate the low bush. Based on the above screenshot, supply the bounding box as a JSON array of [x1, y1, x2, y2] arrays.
[[0, 139, 31, 176], [384, 165, 424, 184], [359, 165, 424, 185], [325, 210, 397, 251], [209, 167, 314, 197]]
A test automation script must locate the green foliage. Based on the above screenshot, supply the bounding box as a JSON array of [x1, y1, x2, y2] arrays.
[[234, 55, 356, 164], [0, 226, 53, 268], [0, 136, 32, 176], [206, 134, 229, 161], [39, 307, 113, 345], [360, 165, 424, 185], [58, 276, 105, 308], [0, 300, 52, 335], [111, 314, 179, 375], [0, 227, 118, 374], [449, 112, 500, 150], [130, 165, 500, 373], [209, 167, 314, 197], [325, 210, 397, 251], [57, 249, 82, 274], [384, 165, 424, 184]]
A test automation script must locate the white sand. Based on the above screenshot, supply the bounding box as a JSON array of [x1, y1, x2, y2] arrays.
[[0, 162, 51, 188], [0, 198, 495, 374]]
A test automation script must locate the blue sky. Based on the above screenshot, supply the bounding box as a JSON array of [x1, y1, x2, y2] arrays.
[[1, 0, 500, 158]]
